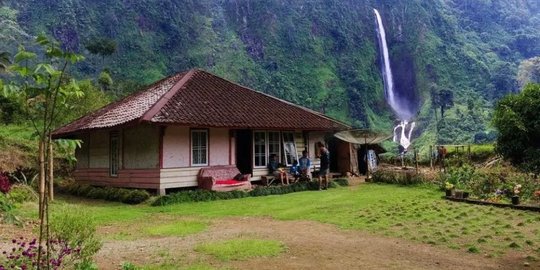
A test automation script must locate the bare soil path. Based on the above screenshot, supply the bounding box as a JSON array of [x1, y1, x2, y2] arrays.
[[95, 216, 530, 270]]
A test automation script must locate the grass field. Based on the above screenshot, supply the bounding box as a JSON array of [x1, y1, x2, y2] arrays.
[[13, 183, 540, 267]]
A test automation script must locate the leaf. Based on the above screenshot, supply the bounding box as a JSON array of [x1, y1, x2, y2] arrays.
[[14, 66, 30, 77], [14, 50, 36, 63], [34, 63, 59, 76], [46, 46, 63, 58], [65, 52, 85, 64], [35, 33, 50, 46]]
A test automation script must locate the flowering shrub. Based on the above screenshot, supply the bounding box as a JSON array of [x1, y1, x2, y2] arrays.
[[0, 172, 11, 194], [0, 237, 80, 269]]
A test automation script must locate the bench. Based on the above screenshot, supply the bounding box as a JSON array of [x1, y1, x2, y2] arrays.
[[197, 165, 252, 192]]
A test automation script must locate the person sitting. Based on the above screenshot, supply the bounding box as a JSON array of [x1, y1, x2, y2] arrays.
[[298, 150, 312, 181], [290, 160, 300, 182], [267, 154, 289, 185]]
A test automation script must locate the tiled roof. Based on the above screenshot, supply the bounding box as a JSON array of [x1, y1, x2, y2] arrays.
[[53, 69, 350, 137]]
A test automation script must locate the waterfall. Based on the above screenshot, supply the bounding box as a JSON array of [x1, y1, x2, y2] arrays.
[[374, 8, 415, 153]]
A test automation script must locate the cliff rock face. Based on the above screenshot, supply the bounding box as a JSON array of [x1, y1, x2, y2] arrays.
[[2, 0, 539, 144]]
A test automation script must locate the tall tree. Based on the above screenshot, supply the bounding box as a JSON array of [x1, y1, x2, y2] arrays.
[[517, 57, 540, 88], [493, 83, 540, 173], [430, 84, 454, 119], [85, 37, 117, 65]]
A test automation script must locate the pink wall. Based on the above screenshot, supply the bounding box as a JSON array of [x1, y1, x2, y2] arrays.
[[162, 126, 232, 168], [209, 128, 230, 166], [162, 126, 190, 168]]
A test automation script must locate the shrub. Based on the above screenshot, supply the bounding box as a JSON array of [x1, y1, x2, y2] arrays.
[[6, 184, 38, 204], [121, 189, 151, 204], [50, 206, 102, 267], [0, 172, 11, 194], [152, 180, 341, 206], [58, 180, 150, 204], [372, 170, 426, 185], [333, 178, 349, 186], [0, 237, 82, 269], [0, 192, 20, 225]]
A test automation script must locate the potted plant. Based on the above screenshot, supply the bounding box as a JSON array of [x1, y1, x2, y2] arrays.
[[512, 184, 521, 205], [444, 182, 454, 197]]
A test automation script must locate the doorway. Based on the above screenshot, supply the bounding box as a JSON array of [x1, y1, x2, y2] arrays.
[[235, 129, 253, 175]]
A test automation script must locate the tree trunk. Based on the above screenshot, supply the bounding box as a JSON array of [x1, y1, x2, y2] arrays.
[[38, 139, 45, 219], [48, 137, 54, 201], [440, 106, 445, 118]]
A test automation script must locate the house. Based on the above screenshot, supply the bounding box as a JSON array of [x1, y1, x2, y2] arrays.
[[53, 69, 353, 195]]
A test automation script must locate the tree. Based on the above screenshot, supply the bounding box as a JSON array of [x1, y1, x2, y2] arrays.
[[430, 84, 454, 119], [98, 69, 113, 92], [517, 57, 540, 88], [85, 37, 117, 63], [492, 83, 540, 173], [4, 34, 84, 267]]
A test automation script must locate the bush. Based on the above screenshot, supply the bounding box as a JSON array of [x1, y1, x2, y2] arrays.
[[50, 207, 102, 268], [0, 172, 11, 194], [0, 192, 20, 225], [439, 163, 476, 190], [493, 83, 540, 174], [372, 170, 426, 185], [121, 189, 151, 204], [0, 237, 83, 269], [58, 180, 150, 204], [333, 178, 349, 186], [152, 180, 343, 207], [7, 184, 38, 204]]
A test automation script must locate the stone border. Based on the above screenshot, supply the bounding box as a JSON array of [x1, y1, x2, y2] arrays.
[[445, 196, 540, 212]]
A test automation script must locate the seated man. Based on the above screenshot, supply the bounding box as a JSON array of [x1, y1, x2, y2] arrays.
[[267, 154, 289, 185], [298, 150, 312, 181], [290, 160, 300, 182]]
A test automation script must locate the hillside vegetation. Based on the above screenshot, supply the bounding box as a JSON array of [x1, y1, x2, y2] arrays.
[[1, 0, 539, 147]]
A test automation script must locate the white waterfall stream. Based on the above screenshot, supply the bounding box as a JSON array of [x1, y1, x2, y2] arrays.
[[374, 8, 415, 153]]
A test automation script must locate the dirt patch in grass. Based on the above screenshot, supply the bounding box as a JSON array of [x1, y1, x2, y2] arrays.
[[94, 216, 533, 269]]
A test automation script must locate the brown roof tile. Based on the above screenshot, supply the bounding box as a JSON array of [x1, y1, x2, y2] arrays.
[[53, 69, 350, 137]]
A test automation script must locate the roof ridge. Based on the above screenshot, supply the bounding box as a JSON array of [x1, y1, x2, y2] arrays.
[[140, 69, 196, 122], [196, 69, 351, 129]]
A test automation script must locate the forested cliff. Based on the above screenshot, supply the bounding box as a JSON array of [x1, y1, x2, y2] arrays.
[[1, 0, 539, 146]]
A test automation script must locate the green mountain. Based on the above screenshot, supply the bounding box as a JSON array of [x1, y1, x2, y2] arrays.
[[1, 0, 539, 148]]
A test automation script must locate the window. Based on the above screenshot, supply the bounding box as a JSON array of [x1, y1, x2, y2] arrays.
[[109, 132, 119, 177], [254, 131, 266, 167], [268, 132, 280, 159], [282, 132, 298, 166], [191, 129, 208, 166], [253, 131, 298, 167]]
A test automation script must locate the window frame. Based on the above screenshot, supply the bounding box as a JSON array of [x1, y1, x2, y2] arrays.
[[282, 131, 298, 166], [109, 132, 119, 177], [253, 131, 268, 168], [191, 129, 209, 166]]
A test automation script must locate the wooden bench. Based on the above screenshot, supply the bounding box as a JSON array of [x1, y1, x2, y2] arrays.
[[260, 175, 276, 187]]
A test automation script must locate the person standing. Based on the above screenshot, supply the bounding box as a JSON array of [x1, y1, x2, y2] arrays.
[[316, 142, 330, 190], [298, 150, 312, 181]]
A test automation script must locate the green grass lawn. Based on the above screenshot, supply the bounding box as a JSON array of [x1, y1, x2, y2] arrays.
[[16, 184, 540, 260]]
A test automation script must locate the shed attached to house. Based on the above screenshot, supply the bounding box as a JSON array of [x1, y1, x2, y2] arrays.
[[53, 69, 351, 194]]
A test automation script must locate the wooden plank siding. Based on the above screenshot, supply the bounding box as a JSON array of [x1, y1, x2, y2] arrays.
[[73, 168, 161, 189], [159, 167, 201, 189]]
